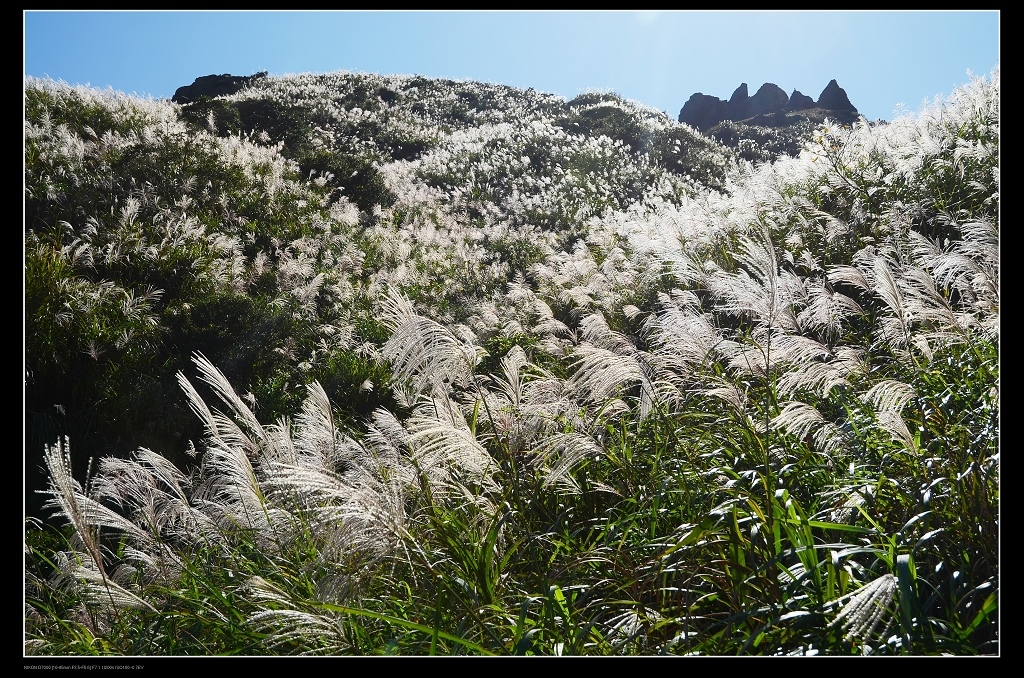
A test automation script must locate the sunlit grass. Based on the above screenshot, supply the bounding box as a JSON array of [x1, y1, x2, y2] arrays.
[[25, 66, 998, 655]]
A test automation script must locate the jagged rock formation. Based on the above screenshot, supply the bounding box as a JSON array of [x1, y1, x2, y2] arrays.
[[816, 79, 857, 113], [748, 83, 790, 118], [677, 92, 729, 132], [172, 71, 268, 104], [788, 89, 816, 111], [679, 79, 860, 132]]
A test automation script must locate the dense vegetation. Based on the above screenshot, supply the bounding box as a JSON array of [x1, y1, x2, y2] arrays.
[[25, 67, 998, 656]]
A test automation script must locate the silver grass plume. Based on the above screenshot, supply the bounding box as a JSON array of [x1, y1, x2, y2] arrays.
[[176, 359, 419, 597], [60, 557, 158, 614], [176, 353, 262, 459], [925, 218, 1000, 335], [364, 407, 414, 467], [529, 296, 573, 341], [88, 453, 219, 573], [292, 380, 351, 470], [532, 432, 604, 494], [189, 433, 271, 536], [647, 290, 720, 369], [476, 349, 579, 459], [702, 376, 749, 416], [717, 327, 779, 379], [862, 379, 920, 456], [776, 356, 860, 401], [863, 380, 917, 415], [42, 442, 165, 561], [405, 392, 499, 498], [40, 439, 106, 577], [380, 288, 482, 397], [770, 401, 847, 457], [876, 410, 919, 456], [865, 252, 915, 355], [192, 351, 266, 439], [771, 332, 835, 365], [39, 440, 163, 618], [797, 275, 864, 345], [475, 345, 535, 453], [772, 333, 862, 399], [827, 264, 873, 295], [950, 219, 998, 316], [260, 396, 418, 600], [177, 353, 285, 538], [260, 459, 412, 599], [899, 265, 973, 347], [708, 223, 802, 334], [570, 312, 667, 419], [832, 573, 898, 651], [246, 577, 349, 655]]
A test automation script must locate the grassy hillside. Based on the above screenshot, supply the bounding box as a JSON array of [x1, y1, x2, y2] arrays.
[[25, 67, 998, 655]]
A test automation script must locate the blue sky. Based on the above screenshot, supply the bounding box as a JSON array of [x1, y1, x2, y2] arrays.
[[24, 10, 999, 124]]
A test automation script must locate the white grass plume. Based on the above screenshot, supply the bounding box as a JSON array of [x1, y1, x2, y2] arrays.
[[708, 224, 802, 334], [770, 401, 848, 457], [405, 393, 498, 497], [177, 354, 284, 536], [380, 288, 483, 397], [797, 276, 864, 344], [62, 557, 158, 614], [832, 573, 898, 651], [875, 410, 919, 456], [246, 576, 349, 654], [702, 376, 749, 416], [532, 432, 604, 494], [39, 439, 107, 577], [863, 380, 917, 415], [570, 312, 668, 419]]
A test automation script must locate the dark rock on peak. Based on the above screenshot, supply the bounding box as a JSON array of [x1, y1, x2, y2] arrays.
[[678, 92, 729, 132], [788, 89, 815, 111], [748, 83, 789, 118], [727, 83, 750, 119], [172, 71, 268, 105], [678, 79, 861, 132], [728, 83, 749, 106], [677, 78, 865, 163], [816, 79, 857, 114]]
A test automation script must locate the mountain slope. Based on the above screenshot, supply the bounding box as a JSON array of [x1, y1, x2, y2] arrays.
[[25, 67, 998, 656]]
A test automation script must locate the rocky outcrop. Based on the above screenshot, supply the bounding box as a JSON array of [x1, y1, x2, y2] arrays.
[[816, 79, 857, 114], [172, 71, 268, 105], [679, 79, 860, 131], [676, 92, 729, 132], [748, 83, 789, 118], [727, 83, 750, 120], [788, 89, 815, 112]]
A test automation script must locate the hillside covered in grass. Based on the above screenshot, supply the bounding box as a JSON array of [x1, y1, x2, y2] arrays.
[[25, 67, 998, 656]]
